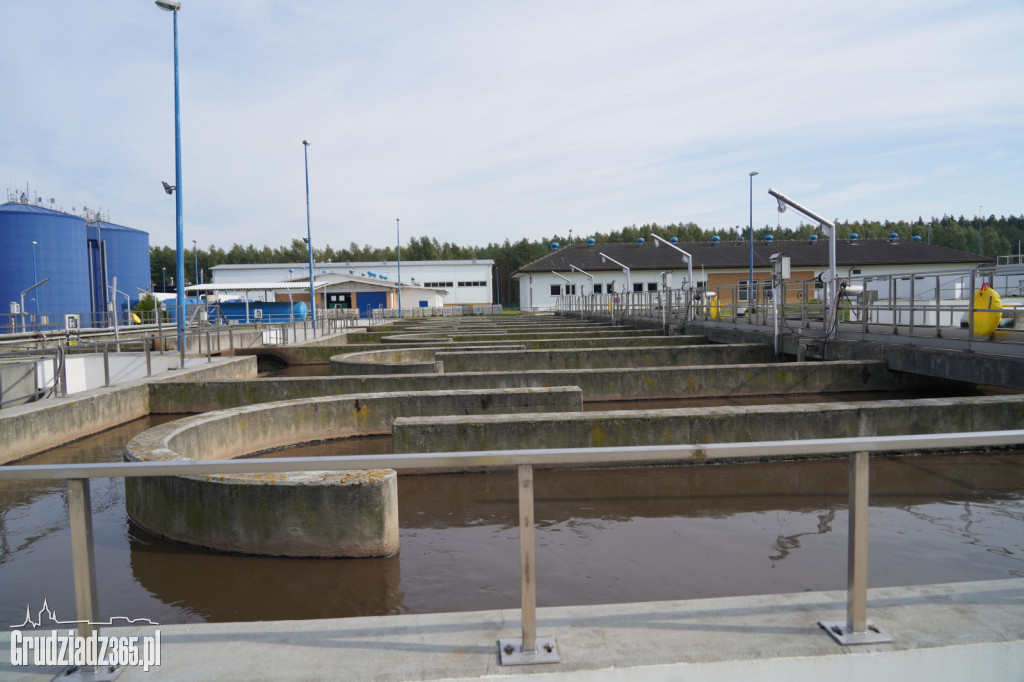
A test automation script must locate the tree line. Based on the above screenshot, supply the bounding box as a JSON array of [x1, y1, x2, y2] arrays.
[[150, 214, 1024, 307]]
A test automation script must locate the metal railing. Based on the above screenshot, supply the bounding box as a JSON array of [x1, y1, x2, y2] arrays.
[[3, 430, 1022, 660], [556, 263, 1024, 348], [0, 318, 352, 408]]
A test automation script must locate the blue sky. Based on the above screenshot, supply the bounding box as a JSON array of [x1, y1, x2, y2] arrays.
[[2, 1, 1021, 251]]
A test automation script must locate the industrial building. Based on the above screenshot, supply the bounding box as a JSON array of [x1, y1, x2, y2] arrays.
[[0, 201, 150, 330], [514, 236, 992, 311], [209, 259, 495, 316]]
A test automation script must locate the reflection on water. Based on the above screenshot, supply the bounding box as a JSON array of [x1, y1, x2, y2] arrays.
[[1, 415, 1021, 626]]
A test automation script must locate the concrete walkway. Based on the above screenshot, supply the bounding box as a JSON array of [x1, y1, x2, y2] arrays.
[[2, 579, 1021, 681]]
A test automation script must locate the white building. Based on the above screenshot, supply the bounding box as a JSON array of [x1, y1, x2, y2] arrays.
[[210, 259, 495, 312]]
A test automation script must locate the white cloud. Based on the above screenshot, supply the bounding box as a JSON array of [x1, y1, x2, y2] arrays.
[[1, 0, 1021, 250]]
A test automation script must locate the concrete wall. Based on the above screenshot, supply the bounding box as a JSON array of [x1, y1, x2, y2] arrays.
[[240, 335, 707, 366], [392, 394, 1024, 458], [435, 343, 775, 372], [124, 387, 582, 558], [0, 356, 257, 463], [329, 345, 525, 375], [150, 360, 934, 413], [0, 361, 37, 407], [682, 320, 1024, 392]]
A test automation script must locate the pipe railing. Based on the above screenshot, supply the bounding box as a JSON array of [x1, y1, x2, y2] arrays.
[[556, 264, 1023, 347], [3, 430, 1023, 661]]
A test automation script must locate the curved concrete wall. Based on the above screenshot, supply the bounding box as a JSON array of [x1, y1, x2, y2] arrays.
[[124, 387, 582, 557], [331, 348, 444, 375]]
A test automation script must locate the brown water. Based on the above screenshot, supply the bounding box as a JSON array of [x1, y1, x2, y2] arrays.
[[2, 414, 1021, 627]]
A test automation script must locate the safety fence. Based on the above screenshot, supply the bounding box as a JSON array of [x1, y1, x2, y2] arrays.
[[2, 430, 1022, 664]]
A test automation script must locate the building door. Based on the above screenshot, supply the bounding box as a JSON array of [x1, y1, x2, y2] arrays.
[[356, 292, 387, 318]]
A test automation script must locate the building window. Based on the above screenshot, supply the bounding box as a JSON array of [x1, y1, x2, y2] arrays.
[[550, 285, 561, 296], [647, 282, 658, 291], [739, 280, 754, 303], [633, 282, 643, 292], [424, 281, 454, 288], [457, 281, 487, 287], [593, 283, 602, 294]]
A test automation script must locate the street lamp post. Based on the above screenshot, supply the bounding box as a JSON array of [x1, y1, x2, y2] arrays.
[[303, 140, 316, 332], [749, 171, 758, 306], [396, 218, 402, 318], [192, 239, 198, 286], [156, 0, 185, 343], [162, 267, 166, 292]]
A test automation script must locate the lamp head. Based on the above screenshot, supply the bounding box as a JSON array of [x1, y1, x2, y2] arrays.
[[302, 140, 311, 146], [749, 171, 759, 177], [776, 198, 787, 213], [161, 181, 175, 195], [155, 1, 180, 11]]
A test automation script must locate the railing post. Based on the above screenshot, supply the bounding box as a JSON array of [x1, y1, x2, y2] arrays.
[[67, 478, 99, 639], [206, 330, 212, 363], [179, 330, 186, 370], [102, 343, 110, 387], [145, 337, 152, 377], [499, 464, 559, 665], [819, 451, 892, 645]]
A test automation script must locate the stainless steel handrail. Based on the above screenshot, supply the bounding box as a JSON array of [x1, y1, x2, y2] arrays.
[[4, 429, 1023, 660]]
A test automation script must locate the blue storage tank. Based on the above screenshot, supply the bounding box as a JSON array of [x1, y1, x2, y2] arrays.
[[87, 221, 151, 317], [0, 203, 91, 328]]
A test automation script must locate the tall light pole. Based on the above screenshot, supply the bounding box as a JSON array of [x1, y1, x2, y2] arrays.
[[303, 140, 316, 330], [749, 171, 758, 304], [162, 267, 166, 292], [156, 0, 185, 341], [396, 218, 402, 318], [192, 239, 198, 286]]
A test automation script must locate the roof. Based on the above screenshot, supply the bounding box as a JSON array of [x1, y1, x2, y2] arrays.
[[0, 202, 80, 218], [513, 239, 993, 275], [87, 221, 147, 234], [184, 282, 330, 294], [211, 259, 494, 271]]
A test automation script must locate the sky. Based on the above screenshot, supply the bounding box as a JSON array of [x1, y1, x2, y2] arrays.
[[2, 0, 1022, 251]]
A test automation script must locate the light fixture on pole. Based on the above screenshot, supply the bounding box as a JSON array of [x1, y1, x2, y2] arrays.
[[598, 252, 631, 293], [768, 188, 837, 338], [569, 265, 594, 295], [303, 140, 316, 330], [396, 218, 402, 318], [749, 171, 758, 305], [550, 271, 572, 297], [649, 234, 694, 320], [156, 0, 185, 344]]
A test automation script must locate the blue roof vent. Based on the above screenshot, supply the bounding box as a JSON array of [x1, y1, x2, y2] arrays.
[[670, 237, 678, 244], [586, 238, 595, 246], [889, 232, 899, 244], [551, 242, 559, 250], [739, 235, 745, 243], [764, 234, 774, 244], [809, 234, 818, 244], [636, 237, 645, 245], [849, 233, 859, 244], [912, 235, 922, 242], [711, 235, 720, 245]]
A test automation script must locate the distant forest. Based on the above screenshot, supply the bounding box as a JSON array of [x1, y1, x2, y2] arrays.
[[151, 214, 1024, 307]]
